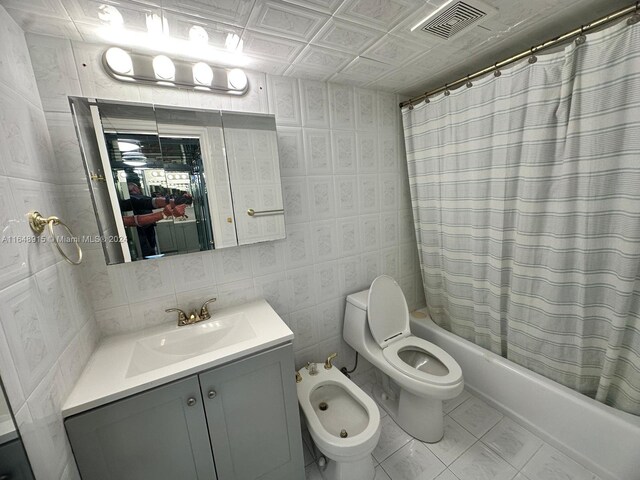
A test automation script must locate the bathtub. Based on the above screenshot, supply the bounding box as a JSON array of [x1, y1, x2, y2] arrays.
[[410, 310, 640, 480]]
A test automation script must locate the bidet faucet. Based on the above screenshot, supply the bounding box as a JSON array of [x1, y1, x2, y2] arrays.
[[324, 352, 338, 369]]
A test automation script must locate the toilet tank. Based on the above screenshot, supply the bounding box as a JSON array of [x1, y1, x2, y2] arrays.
[[343, 290, 370, 351]]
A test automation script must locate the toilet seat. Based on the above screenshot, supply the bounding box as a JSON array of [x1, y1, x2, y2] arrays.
[[367, 275, 411, 348], [367, 275, 463, 389], [382, 337, 462, 386]]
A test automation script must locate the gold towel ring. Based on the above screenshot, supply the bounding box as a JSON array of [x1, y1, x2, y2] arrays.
[[27, 211, 83, 265]]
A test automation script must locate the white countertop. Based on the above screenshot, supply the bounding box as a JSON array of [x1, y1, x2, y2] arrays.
[[63, 299, 293, 418]]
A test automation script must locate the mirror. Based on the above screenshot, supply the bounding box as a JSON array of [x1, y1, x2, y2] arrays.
[[0, 378, 35, 479], [69, 98, 285, 264]]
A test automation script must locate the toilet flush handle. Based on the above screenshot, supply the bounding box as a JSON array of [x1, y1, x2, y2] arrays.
[[324, 352, 338, 369]]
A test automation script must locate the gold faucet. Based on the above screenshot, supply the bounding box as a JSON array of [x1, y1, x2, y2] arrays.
[[166, 298, 217, 326], [324, 352, 338, 369], [199, 298, 217, 321]]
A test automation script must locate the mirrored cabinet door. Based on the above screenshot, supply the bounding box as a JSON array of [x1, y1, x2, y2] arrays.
[[154, 107, 236, 249], [69, 98, 287, 265], [221, 112, 285, 246]]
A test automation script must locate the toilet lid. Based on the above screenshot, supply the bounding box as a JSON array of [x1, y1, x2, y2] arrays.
[[367, 275, 411, 348]]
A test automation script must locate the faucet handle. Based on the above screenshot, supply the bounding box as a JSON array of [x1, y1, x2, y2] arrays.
[[324, 352, 338, 370], [166, 308, 189, 326], [199, 298, 217, 320]]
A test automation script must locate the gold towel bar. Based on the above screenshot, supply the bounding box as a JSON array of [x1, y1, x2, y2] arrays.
[[247, 208, 284, 217]]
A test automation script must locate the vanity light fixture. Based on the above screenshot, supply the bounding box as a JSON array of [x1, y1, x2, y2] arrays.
[[102, 48, 249, 95]]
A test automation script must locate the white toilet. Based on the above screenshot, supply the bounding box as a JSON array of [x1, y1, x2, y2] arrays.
[[343, 275, 464, 443], [297, 359, 381, 480]]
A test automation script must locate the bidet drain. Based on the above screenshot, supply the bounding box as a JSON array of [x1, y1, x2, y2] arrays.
[[340, 429, 348, 438], [319, 402, 328, 411]]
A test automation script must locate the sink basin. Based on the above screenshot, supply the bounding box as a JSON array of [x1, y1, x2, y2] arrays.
[[126, 312, 256, 377]]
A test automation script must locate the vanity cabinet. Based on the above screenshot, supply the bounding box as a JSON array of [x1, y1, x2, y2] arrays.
[[65, 344, 303, 480]]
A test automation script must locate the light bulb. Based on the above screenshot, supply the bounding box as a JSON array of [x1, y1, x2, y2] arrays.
[[227, 68, 247, 90], [189, 25, 208, 44], [105, 47, 133, 75], [117, 140, 140, 152], [153, 55, 175, 81], [193, 62, 213, 86]]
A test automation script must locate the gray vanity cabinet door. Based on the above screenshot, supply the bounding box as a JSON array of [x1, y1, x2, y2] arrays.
[[65, 376, 216, 480], [199, 344, 304, 480]]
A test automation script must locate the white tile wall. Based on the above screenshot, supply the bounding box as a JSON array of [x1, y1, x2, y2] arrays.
[[0, 7, 100, 480], [25, 30, 425, 386]]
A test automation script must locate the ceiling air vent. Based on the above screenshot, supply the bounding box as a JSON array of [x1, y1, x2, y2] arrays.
[[414, 0, 497, 40]]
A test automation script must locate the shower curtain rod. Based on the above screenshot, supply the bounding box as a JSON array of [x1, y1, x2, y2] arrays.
[[399, 2, 640, 109]]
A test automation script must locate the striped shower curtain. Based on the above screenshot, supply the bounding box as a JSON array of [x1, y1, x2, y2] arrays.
[[402, 20, 640, 415]]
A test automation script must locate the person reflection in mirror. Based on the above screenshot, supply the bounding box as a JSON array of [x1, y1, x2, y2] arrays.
[[121, 172, 189, 258], [122, 203, 186, 227]]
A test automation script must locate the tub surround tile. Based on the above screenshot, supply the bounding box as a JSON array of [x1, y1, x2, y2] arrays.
[[426, 416, 477, 466], [521, 444, 600, 480], [373, 414, 412, 463], [482, 417, 544, 470], [449, 396, 504, 438], [450, 442, 518, 480], [380, 439, 446, 480]]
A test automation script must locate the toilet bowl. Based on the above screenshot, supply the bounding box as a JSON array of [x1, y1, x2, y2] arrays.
[[296, 361, 381, 480], [343, 275, 464, 442]]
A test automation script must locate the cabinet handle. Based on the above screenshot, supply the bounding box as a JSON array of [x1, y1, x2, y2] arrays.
[[208, 390, 217, 399], [187, 397, 197, 407]]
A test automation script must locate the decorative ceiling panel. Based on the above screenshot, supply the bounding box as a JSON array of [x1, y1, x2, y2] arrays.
[[0, 0, 633, 99], [335, 0, 422, 31], [160, 0, 255, 26], [242, 29, 306, 62], [363, 33, 428, 66], [1, 0, 69, 19], [293, 44, 354, 71], [311, 17, 382, 54], [247, 0, 329, 41], [281, 0, 343, 14]]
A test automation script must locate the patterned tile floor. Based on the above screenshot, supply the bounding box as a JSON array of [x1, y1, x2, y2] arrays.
[[303, 369, 601, 480]]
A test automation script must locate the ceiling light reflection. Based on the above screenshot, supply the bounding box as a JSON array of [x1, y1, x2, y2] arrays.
[[189, 25, 209, 44], [95, 26, 250, 67], [98, 5, 124, 28]]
